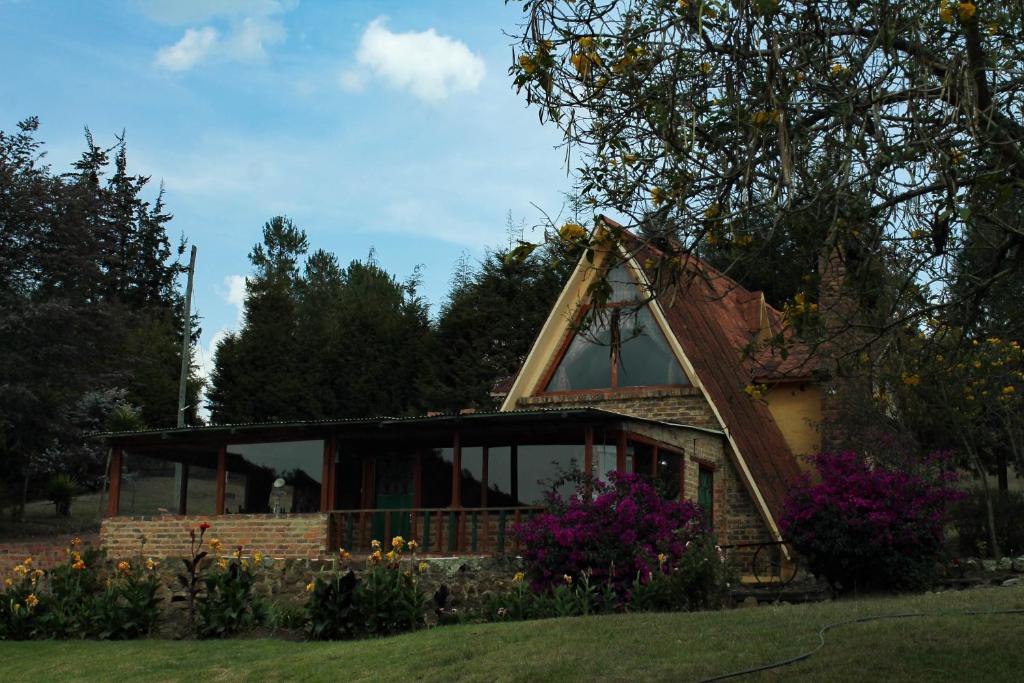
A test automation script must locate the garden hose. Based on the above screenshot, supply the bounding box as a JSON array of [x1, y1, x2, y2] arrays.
[[698, 607, 1024, 681]]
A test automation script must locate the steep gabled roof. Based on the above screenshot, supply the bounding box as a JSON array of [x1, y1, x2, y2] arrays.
[[620, 231, 804, 529], [502, 217, 807, 539]]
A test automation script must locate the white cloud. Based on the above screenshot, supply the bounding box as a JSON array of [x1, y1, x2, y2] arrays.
[[223, 16, 286, 62], [342, 18, 486, 103], [222, 274, 247, 318], [155, 27, 219, 72]]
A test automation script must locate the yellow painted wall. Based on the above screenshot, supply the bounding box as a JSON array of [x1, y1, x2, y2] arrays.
[[764, 383, 823, 466]]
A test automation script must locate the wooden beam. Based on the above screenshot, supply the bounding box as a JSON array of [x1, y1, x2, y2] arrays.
[[320, 436, 335, 512], [616, 432, 627, 472], [327, 437, 338, 512], [106, 447, 123, 517], [451, 430, 462, 508], [215, 445, 226, 515]]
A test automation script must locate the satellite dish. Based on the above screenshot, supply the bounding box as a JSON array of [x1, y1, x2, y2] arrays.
[[273, 478, 286, 489]]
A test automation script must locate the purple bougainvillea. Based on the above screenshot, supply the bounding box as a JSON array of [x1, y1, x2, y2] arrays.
[[780, 451, 963, 592], [513, 472, 706, 593]]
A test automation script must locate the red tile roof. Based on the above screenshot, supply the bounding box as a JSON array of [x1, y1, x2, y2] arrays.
[[615, 224, 806, 528]]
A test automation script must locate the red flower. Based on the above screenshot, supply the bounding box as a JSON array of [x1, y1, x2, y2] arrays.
[[198, 522, 211, 531]]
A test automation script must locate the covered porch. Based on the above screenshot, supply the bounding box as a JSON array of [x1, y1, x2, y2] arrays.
[[98, 409, 720, 556]]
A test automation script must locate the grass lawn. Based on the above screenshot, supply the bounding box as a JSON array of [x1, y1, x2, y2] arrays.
[[1, 586, 1022, 682]]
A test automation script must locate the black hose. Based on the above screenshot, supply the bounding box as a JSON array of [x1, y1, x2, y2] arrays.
[[699, 607, 1024, 682]]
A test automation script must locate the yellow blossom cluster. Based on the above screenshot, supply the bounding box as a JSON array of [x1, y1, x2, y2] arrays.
[[940, 1, 977, 24], [744, 383, 766, 400], [559, 222, 587, 242]]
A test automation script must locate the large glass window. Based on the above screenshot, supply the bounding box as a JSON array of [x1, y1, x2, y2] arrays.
[[119, 453, 217, 516], [544, 263, 687, 392], [226, 441, 323, 514], [420, 448, 453, 508], [516, 445, 583, 505]]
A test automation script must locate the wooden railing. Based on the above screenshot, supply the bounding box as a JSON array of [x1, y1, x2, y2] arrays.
[[328, 507, 545, 556]]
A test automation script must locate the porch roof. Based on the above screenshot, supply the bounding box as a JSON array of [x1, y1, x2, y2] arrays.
[[92, 407, 723, 450]]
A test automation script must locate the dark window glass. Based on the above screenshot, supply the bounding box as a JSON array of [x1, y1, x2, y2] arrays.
[[227, 441, 323, 513], [517, 445, 583, 505], [545, 315, 613, 392], [486, 447, 517, 507], [334, 455, 362, 510], [119, 453, 219, 516], [631, 441, 655, 476], [460, 447, 484, 508], [698, 466, 714, 521], [656, 452, 682, 501], [607, 262, 641, 303], [617, 308, 689, 387], [420, 448, 453, 508]]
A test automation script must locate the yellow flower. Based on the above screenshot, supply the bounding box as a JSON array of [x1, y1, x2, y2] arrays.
[[25, 594, 38, 608], [4, 578, 12, 588], [957, 2, 976, 22], [306, 581, 315, 593], [117, 561, 131, 573], [657, 553, 667, 565], [145, 558, 158, 571], [71, 551, 81, 562], [232, 548, 241, 559], [939, 5, 955, 23], [23, 557, 32, 567], [407, 540, 419, 552], [253, 551, 263, 564], [386, 550, 398, 563], [579, 36, 594, 50], [218, 559, 228, 570], [339, 548, 351, 561], [650, 187, 667, 206], [830, 64, 848, 76], [744, 384, 765, 400], [513, 571, 526, 583], [1002, 386, 1015, 395], [240, 559, 249, 570], [72, 560, 86, 571], [519, 54, 537, 74], [901, 372, 921, 386], [563, 574, 573, 585], [209, 538, 223, 553], [371, 539, 381, 550], [71, 537, 81, 547], [571, 52, 591, 78], [371, 550, 383, 563], [13, 564, 27, 576], [418, 561, 429, 573], [559, 222, 587, 241]]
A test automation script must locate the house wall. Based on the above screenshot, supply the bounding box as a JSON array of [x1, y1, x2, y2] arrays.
[[100, 514, 329, 559], [763, 382, 823, 465], [517, 391, 774, 549]]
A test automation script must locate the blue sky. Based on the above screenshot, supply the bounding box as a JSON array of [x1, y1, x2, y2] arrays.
[[0, 0, 574, 393]]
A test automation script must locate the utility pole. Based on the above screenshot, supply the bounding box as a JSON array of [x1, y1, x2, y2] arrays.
[[174, 245, 197, 514]]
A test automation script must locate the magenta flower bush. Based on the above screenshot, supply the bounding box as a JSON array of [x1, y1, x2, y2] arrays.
[[513, 472, 706, 593], [780, 451, 962, 593]]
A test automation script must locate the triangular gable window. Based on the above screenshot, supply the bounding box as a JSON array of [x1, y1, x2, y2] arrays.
[[543, 262, 688, 393]]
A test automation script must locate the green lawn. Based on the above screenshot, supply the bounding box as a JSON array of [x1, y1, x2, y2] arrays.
[[1, 587, 1022, 682]]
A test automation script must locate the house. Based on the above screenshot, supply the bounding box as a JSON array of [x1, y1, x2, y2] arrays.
[[96, 218, 825, 566]]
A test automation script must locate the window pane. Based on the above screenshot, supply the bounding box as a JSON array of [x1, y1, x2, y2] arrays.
[[460, 447, 483, 508], [119, 452, 176, 516], [227, 441, 323, 514], [420, 448, 453, 508], [656, 452, 682, 501], [545, 315, 613, 392], [607, 263, 642, 303], [517, 445, 583, 505], [486, 447, 517, 507], [632, 442, 655, 476], [617, 307, 688, 387]]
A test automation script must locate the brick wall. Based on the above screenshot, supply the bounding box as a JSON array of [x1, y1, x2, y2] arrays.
[[517, 386, 720, 429], [100, 514, 329, 560], [0, 533, 100, 573]]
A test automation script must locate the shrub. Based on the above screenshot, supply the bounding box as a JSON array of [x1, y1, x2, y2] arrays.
[[630, 535, 733, 612], [950, 489, 1024, 558], [513, 471, 705, 593], [46, 474, 78, 517], [482, 571, 616, 621], [91, 558, 162, 640], [198, 549, 268, 638], [780, 451, 962, 593], [306, 538, 428, 640]]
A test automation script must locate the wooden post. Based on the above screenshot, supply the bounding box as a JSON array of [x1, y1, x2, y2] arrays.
[[651, 446, 659, 477], [616, 432, 627, 472], [328, 438, 338, 512], [215, 445, 227, 515], [106, 447, 123, 517], [451, 430, 462, 508]]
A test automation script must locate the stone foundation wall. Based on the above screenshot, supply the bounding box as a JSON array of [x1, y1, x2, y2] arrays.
[[100, 514, 329, 559]]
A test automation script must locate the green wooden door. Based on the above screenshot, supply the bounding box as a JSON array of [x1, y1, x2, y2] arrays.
[[373, 455, 414, 542], [698, 467, 714, 526]]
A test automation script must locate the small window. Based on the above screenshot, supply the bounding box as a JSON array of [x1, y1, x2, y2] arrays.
[[698, 466, 714, 524]]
